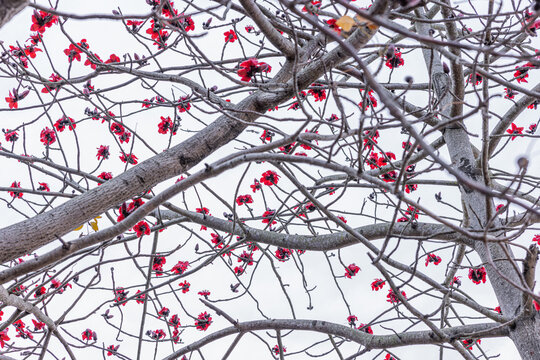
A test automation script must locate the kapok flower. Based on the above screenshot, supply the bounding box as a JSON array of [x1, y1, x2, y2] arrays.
[[344, 263, 360, 278], [468, 266, 487, 284], [260, 170, 279, 186], [195, 312, 212, 331], [506, 123, 524, 140], [40, 127, 56, 146], [133, 221, 151, 237], [224, 29, 237, 42]]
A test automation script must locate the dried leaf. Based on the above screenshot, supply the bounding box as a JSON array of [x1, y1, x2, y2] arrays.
[[73, 225, 84, 231], [336, 15, 356, 32]]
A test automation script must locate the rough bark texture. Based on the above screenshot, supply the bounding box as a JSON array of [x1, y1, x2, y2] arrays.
[[0, 0, 27, 29]]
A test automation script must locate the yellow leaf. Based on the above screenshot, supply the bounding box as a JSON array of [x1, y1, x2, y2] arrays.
[[336, 15, 356, 32], [90, 220, 99, 232], [73, 225, 84, 231]]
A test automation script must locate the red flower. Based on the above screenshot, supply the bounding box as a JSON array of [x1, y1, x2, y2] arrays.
[[8, 181, 23, 198], [386, 288, 406, 303], [326, 18, 341, 34], [54, 116, 76, 132], [262, 209, 277, 225], [468, 266, 487, 284], [236, 194, 253, 206], [152, 256, 166, 275], [224, 29, 237, 43], [245, 25, 254, 32], [234, 266, 244, 275], [250, 179, 262, 192], [272, 345, 286, 355], [385, 355, 396, 360], [308, 83, 326, 102], [533, 235, 540, 245], [97, 172, 113, 183], [462, 338, 481, 350], [198, 290, 211, 298], [238, 251, 254, 265], [385, 47, 404, 69], [135, 290, 146, 304], [105, 54, 121, 64], [82, 328, 96, 341], [5, 88, 29, 109], [32, 319, 45, 331], [260, 170, 280, 186], [84, 53, 103, 69], [171, 261, 189, 274], [527, 124, 537, 134], [96, 145, 110, 160], [41, 73, 62, 94], [106, 345, 119, 356], [133, 221, 151, 237], [158, 307, 170, 318], [126, 19, 142, 31], [358, 323, 373, 334], [195, 312, 212, 331], [114, 287, 128, 305], [40, 127, 56, 146], [528, 100, 539, 110], [30, 10, 58, 33], [371, 278, 385, 291], [359, 89, 377, 110], [425, 253, 441, 266], [506, 123, 524, 140], [24, 45, 42, 59], [166, 314, 180, 329], [178, 280, 190, 293], [275, 247, 292, 261], [494, 306, 502, 314], [514, 65, 529, 83], [237, 58, 271, 82], [344, 263, 360, 278], [347, 315, 358, 326], [119, 131, 131, 144], [64, 43, 82, 62], [504, 87, 517, 99], [0, 329, 9, 348], [158, 116, 176, 134], [451, 276, 462, 287], [4, 129, 18, 142], [119, 153, 138, 164], [468, 73, 482, 85]]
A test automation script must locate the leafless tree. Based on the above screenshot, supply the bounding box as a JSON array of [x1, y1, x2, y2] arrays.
[[0, 0, 539, 359]]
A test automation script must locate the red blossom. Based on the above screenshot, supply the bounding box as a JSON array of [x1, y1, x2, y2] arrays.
[[178, 280, 190, 293], [425, 253, 441, 266], [195, 312, 212, 331], [224, 29, 237, 43], [119, 153, 138, 165], [469, 266, 487, 284], [133, 221, 151, 237], [30, 10, 58, 33], [344, 263, 360, 278], [260, 170, 279, 186], [506, 123, 524, 140], [40, 127, 56, 146], [371, 278, 386, 291]]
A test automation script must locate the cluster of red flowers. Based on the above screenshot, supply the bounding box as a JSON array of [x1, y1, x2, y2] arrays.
[[275, 247, 293, 261]]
